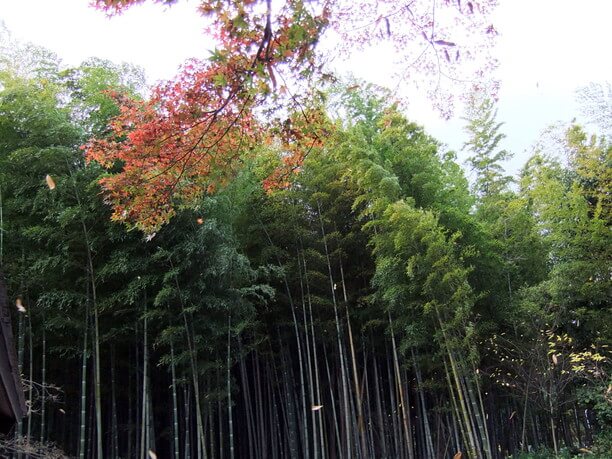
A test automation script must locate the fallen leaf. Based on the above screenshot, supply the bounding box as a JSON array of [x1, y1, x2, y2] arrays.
[[197, 218, 204, 225], [552, 354, 558, 365], [59, 408, 65, 414], [453, 452, 462, 459], [311, 405, 323, 411], [148, 451, 158, 459]]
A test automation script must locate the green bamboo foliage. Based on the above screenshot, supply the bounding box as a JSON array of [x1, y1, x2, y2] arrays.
[[0, 46, 609, 458]]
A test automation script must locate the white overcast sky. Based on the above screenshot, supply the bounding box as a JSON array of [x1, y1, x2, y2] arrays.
[[1, 0, 610, 176]]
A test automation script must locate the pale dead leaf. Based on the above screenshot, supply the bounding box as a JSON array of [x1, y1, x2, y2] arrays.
[[15, 298, 26, 313], [45, 174, 56, 190], [311, 405, 323, 411], [453, 452, 463, 459], [148, 450, 158, 459], [552, 354, 558, 365]]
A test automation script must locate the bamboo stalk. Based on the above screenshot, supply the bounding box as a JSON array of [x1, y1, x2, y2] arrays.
[[411, 348, 435, 458], [111, 346, 119, 459], [388, 312, 414, 459], [40, 318, 46, 444], [140, 294, 148, 459], [317, 201, 352, 458], [302, 248, 326, 459], [171, 342, 181, 459], [227, 316, 235, 459], [298, 250, 318, 459]]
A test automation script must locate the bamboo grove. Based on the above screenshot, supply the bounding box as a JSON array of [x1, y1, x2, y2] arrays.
[[0, 42, 610, 459]]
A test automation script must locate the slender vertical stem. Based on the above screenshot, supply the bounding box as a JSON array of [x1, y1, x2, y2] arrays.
[[297, 250, 317, 459], [0, 186, 3, 264], [472, 364, 492, 458], [302, 251, 326, 458], [388, 312, 413, 459], [170, 262, 207, 459], [550, 380, 558, 456], [238, 340, 256, 456], [521, 375, 531, 450], [127, 348, 133, 459], [147, 374, 156, 454], [437, 310, 479, 459], [171, 342, 180, 459], [27, 313, 33, 442], [40, 321, 46, 445], [68, 163, 103, 459], [184, 386, 192, 459], [227, 315, 234, 459], [111, 346, 119, 459], [412, 348, 434, 458], [339, 253, 368, 458], [317, 201, 351, 458], [141, 295, 148, 459], [372, 356, 387, 458], [346, 307, 367, 458], [386, 349, 400, 457], [79, 301, 89, 459], [323, 344, 342, 458], [444, 357, 466, 453], [257, 219, 308, 457], [91, 257, 103, 459], [16, 294, 24, 450]]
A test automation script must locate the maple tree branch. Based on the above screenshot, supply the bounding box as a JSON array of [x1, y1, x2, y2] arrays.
[[341, 1, 416, 34], [142, 0, 278, 183], [160, 95, 254, 202], [254, 0, 273, 66]]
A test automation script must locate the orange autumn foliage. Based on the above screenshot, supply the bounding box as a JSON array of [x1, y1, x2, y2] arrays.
[[87, 0, 498, 232]]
